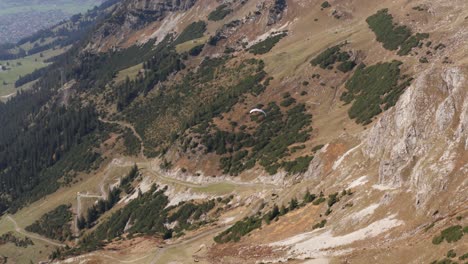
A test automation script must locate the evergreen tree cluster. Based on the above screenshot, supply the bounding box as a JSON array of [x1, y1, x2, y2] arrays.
[[116, 43, 184, 111], [215, 189, 321, 243], [59, 186, 224, 257], [310, 44, 356, 72], [121, 129, 141, 156], [189, 44, 205, 56], [168, 199, 216, 232], [15, 66, 51, 87], [0, 100, 101, 213], [208, 4, 233, 21], [77, 165, 139, 230], [340, 60, 412, 124], [0, 232, 34, 248], [25, 204, 73, 242], [366, 9, 429, 56], [77, 187, 121, 230], [214, 216, 262, 243], [0, 0, 148, 215], [199, 99, 312, 176], [173, 21, 207, 45], [120, 164, 139, 194], [123, 57, 266, 156], [249, 32, 287, 55]]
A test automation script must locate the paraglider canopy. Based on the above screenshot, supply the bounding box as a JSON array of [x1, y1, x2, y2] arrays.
[[249, 108, 267, 116]]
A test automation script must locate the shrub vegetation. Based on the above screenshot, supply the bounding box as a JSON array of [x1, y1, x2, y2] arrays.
[[123, 57, 265, 157], [189, 44, 205, 56], [173, 21, 207, 45], [432, 225, 465, 245], [25, 204, 73, 241], [215, 189, 323, 243], [208, 4, 233, 21], [340, 61, 411, 124], [122, 129, 140, 156], [366, 9, 411, 51], [312, 219, 327, 229], [201, 101, 312, 175], [0, 232, 34, 247], [63, 185, 223, 257], [321, 1, 331, 8], [249, 33, 287, 55], [311, 44, 356, 72], [214, 216, 262, 243], [366, 9, 429, 55]]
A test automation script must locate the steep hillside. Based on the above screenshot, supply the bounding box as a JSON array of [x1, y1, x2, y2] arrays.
[[0, 0, 466, 263]]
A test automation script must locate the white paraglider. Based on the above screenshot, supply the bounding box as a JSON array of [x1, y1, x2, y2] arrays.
[[249, 108, 267, 116]]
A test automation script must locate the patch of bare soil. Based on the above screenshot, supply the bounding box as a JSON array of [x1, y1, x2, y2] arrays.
[[321, 142, 347, 174], [205, 243, 285, 264], [249, 203, 321, 244], [203, 203, 322, 263], [103, 235, 162, 255]]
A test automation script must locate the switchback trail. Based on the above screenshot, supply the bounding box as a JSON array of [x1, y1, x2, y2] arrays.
[[76, 192, 102, 222], [74, 158, 134, 236]]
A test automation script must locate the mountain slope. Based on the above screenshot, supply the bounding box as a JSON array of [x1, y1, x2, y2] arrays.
[[0, 0, 466, 263]]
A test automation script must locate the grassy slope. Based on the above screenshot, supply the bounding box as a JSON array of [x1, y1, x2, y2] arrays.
[[0, 217, 54, 263], [1, 0, 466, 263], [0, 46, 67, 97], [175, 36, 209, 53], [114, 63, 143, 83]]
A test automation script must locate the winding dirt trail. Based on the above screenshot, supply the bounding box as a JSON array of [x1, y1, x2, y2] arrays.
[[76, 192, 103, 221], [0, 92, 16, 100], [61, 225, 230, 263], [141, 166, 279, 190], [65, 118, 279, 262], [74, 158, 134, 235], [99, 118, 146, 159], [6, 215, 65, 247], [150, 225, 231, 264], [64, 251, 154, 264]]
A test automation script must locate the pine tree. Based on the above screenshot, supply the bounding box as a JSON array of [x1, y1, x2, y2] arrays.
[[303, 189, 316, 203], [289, 198, 298, 211], [268, 204, 280, 221]]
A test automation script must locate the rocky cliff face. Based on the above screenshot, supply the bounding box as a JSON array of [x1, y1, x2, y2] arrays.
[[304, 65, 467, 209], [89, 0, 197, 51], [267, 0, 287, 25], [362, 66, 466, 208]]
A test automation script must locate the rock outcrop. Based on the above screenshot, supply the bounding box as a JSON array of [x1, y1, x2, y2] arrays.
[[267, 0, 287, 25], [362, 66, 466, 207], [89, 0, 197, 51]]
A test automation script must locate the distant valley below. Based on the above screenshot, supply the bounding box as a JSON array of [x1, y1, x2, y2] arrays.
[[0, 0, 104, 44]]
